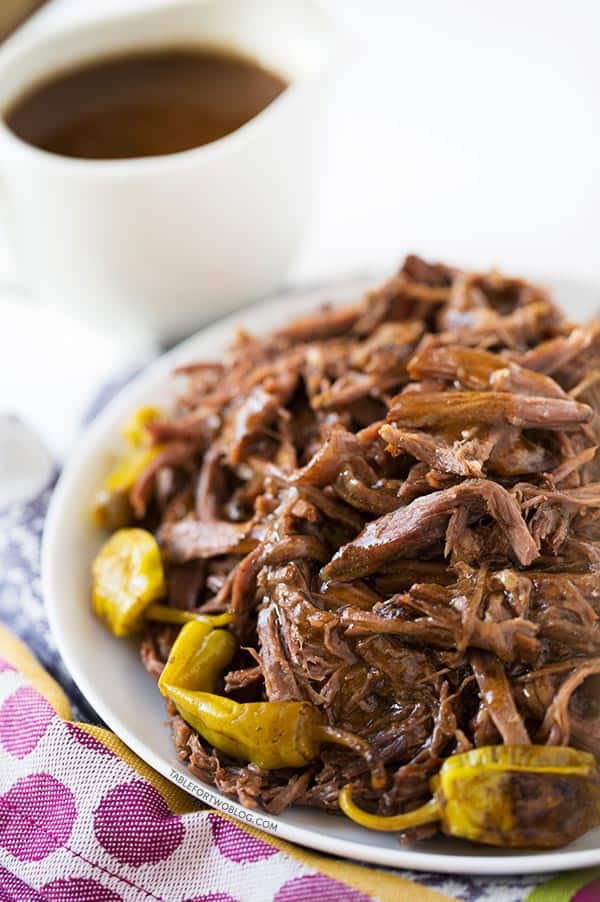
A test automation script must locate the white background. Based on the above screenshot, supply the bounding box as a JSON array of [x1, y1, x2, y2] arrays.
[[2, 0, 600, 457]]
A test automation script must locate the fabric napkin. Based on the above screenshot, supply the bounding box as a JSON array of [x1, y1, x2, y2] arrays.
[[0, 413, 598, 902], [0, 626, 450, 902]]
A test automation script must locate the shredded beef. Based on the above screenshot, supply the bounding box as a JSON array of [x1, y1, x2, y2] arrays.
[[125, 256, 600, 828], [321, 478, 539, 580], [470, 651, 530, 744]]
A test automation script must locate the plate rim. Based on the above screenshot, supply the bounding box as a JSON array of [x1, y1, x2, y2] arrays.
[[41, 275, 600, 876]]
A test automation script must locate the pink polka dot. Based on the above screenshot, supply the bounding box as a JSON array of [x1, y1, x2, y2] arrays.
[[42, 877, 123, 901], [0, 660, 16, 673], [573, 879, 600, 902], [94, 780, 184, 866], [0, 864, 43, 902], [0, 687, 54, 759], [0, 865, 45, 902], [275, 874, 371, 902], [209, 814, 278, 864], [66, 723, 116, 757], [0, 773, 77, 862]]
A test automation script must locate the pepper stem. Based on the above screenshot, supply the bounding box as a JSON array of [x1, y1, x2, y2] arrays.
[[339, 785, 440, 832], [317, 725, 387, 790], [145, 604, 233, 627]]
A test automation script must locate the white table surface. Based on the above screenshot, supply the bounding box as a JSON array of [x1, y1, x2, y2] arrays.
[[2, 0, 600, 459]]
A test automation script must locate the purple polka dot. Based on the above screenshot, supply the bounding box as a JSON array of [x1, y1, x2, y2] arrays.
[[94, 780, 184, 866], [0, 773, 77, 862], [0, 687, 54, 759], [0, 660, 16, 673], [42, 877, 123, 902], [183, 896, 238, 902], [66, 723, 116, 757], [275, 874, 371, 902], [573, 878, 600, 902], [0, 864, 44, 902], [209, 813, 278, 864]]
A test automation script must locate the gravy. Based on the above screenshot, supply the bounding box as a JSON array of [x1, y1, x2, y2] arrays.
[[5, 47, 287, 160]]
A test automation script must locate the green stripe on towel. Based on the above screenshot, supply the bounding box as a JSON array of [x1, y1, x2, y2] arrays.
[[526, 868, 600, 902]]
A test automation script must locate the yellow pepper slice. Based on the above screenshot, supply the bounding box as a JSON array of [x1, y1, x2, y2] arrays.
[[92, 528, 166, 637], [158, 620, 237, 695], [164, 685, 385, 780], [158, 621, 385, 785], [92, 529, 232, 638], [145, 606, 232, 629], [91, 406, 164, 529], [339, 744, 600, 848], [122, 406, 161, 447], [167, 691, 328, 769], [92, 445, 165, 529]]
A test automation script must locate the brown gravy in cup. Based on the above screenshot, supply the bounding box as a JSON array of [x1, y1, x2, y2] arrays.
[[4, 47, 287, 159]]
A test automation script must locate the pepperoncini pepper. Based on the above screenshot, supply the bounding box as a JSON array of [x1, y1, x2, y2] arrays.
[[92, 406, 163, 529], [121, 406, 161, 447], [159, 620, 385, 787], [92, 528, 232, 637], [158, 620, 237, 694], [339, 744, 600, 848]]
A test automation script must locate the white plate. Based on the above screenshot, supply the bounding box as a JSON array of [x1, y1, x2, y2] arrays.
[[42, 276, 600, 875]]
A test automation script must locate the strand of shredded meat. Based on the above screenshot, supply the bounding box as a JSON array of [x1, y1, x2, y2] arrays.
[[134, 255, 600, 830]]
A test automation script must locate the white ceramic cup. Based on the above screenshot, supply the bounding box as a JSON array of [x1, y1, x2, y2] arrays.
[[0, 0, 342, 340]]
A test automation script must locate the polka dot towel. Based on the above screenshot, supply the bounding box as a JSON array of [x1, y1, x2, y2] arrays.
[[0, 635, 451, 902]]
